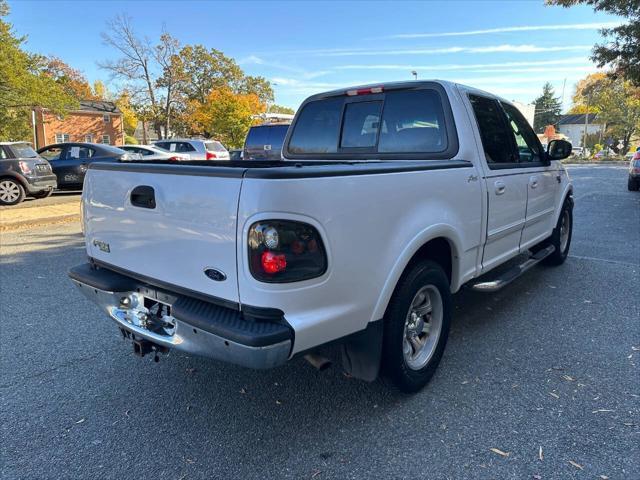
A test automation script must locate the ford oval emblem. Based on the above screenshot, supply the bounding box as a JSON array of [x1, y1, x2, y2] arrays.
[[204, 268, 227, 282]]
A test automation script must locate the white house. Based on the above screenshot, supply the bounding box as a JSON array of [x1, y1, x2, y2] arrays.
[[556, 114, 603, 147]]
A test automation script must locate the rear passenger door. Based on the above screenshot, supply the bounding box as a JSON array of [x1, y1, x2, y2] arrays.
[[467, 94, 529, 272], [500, 102, 558, 250]]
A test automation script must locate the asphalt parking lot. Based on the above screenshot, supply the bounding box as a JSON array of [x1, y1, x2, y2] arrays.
[[1, 165, 638, 480]]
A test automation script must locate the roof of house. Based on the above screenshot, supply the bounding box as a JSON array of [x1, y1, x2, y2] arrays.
[[77, 100, 121, 114], [557, 113, 599, 125]]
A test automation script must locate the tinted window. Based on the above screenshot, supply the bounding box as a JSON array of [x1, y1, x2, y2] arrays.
[[39, 146, 64, 162], [267, 125, 289, 150], [155, 142, 170, 151], [341, 101, 381, 148], [176, 142, 196, 153], [205, 141, 226, 152], [288, 98, 343, 154], [469, 95, 514, 165], [245, 127, 269, 148], [379, 90, 447, 153], [11, 143, 39, 158], [501, 102, 542, 163]]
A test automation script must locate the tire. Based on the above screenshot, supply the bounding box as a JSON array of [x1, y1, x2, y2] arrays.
[[628, 177, 639, 191], [542, 197, 573, 266], [381, 260, 452, 393], [31, 189, 53, 199], [0, 178, 26, 206]]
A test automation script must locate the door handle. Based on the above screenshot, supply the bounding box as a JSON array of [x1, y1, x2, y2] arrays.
[[130, 185, 156, 209], [494, 180, 506, 195], [529, 176, 539, 189], [264, 144, 272, 151]]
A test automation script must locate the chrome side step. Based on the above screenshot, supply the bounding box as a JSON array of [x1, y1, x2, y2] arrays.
[[470, 245, 555, 293]]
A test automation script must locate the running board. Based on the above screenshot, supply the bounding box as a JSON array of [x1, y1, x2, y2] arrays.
[[470, 245, 555, 293]]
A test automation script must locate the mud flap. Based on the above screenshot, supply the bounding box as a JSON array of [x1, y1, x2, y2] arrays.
[[340, 320, 383, 382]]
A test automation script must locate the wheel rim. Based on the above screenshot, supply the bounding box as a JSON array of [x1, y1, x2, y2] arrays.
[[0, 180, 20, 203], [403, 285, 443, 371], [559, 210, 570, 253]]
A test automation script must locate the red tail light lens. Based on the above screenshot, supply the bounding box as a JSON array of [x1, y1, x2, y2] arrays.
[[248, 220, 327, 282], [206, 152, 217, 160]]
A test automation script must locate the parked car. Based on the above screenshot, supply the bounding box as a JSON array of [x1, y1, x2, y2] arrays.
[[229, 149, 243, 161], [69, 80, 573, 393], [119, 145, 189, 161], [0, 142, 57, 205], [37, 142, 140, 190], [628, 150, 640, 191], [153, 139, 230, 160], [571, 147, 584, 157], [243, 123, 290, 161]]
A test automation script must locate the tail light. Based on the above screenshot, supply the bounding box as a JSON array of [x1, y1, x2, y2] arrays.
[[248, 220, 327, 282], [346, 86, 384, 96], [18, 161, 33, 174], [206, 152, 217, 160], [168, 156, 181, 161]]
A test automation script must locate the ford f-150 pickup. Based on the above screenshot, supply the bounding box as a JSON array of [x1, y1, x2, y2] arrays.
[[69, 81, 574, 392]]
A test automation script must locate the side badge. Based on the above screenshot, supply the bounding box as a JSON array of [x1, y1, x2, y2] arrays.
[[204, 268, 227, 282]]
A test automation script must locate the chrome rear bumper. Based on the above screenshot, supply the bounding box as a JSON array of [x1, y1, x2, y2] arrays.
[[69, 264, 292, 369]]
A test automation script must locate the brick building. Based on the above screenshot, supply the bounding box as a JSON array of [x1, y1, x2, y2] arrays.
[[33, 101, 125, 148]]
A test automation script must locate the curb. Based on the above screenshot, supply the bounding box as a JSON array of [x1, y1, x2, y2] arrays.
[[0, 213, 80, 232]]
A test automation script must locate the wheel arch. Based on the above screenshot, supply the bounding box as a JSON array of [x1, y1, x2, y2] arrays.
[[0, 172, 28, 190], [371, 226, 463, 321], [554, 184, 574, 224]]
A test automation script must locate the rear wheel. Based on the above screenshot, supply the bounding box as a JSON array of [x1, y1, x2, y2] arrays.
[[381, 260, 452, 393], [0, 178, 25, 206], [628, 177, 639, 191]]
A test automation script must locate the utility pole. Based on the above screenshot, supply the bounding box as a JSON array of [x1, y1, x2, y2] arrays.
[[582, 92, 591, 157]]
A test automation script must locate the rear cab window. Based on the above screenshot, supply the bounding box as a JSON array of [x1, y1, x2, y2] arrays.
[[285, 83, 457, 160]]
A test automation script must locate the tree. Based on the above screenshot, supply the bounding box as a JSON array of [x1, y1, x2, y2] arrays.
[[187, 87, 265, 148], [570, 74, 640, 153], [238, 75, 274, 105], [269, 104, 296, 115], [533, 82, 562, 132], [42, 56, 95, 100], [547, 0, 640, 85], [0, 0, 76, 140], [100, 15, 168, 138], [115, 91, 138, 135]]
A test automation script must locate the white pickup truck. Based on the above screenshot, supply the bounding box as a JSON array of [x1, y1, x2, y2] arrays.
[[69, 81, 574, 392]]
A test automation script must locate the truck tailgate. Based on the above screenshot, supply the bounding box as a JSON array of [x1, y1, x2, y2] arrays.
[[82, 164, 243, 303]]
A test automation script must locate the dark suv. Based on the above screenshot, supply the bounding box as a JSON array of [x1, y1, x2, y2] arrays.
[[0, 142, 57, 205], [243, 123, 290, 161]]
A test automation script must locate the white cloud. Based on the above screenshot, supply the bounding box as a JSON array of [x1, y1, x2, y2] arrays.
[[386, 21, 621, 39], [334, 57, 592, 71], [239, 55, 332, 79], [317, 44, 592, 57]]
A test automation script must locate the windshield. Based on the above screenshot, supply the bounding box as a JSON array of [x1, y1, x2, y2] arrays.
[[11, 143, 39, 158]]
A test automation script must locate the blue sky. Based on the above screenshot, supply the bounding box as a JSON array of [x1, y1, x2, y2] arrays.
[[8, 0, 621, 110]]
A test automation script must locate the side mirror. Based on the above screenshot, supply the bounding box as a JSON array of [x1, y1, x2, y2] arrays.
[[547, 139, 572, 161]]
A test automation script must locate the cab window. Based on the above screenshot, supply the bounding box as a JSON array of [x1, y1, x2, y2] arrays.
[[469, 95, 514, 166], [500, 102, 542, 163], [65, 146, 95, 160]]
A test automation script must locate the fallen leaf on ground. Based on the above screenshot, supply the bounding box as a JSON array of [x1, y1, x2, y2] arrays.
[[592, 409, 614, 413], [568, 460, 584, 470], [490, 448, 509, 457], [600, 476, 609, 479], [75, 418, 85, 424], [539, 446, 543, 461], [549, 392, 560, 399], [276, 400, 282, 405], [239, 388, 247, 394], [311, 469, 321, 478], [562, 375, 575, 381]]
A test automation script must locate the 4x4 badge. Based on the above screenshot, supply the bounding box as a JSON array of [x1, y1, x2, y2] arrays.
[[92, 239, 110, 253]]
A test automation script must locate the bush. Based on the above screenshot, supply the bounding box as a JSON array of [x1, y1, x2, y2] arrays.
[[124, 135, 138, 145]]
